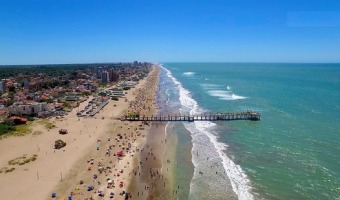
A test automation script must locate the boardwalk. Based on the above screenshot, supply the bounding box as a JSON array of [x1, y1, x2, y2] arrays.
[[120, 111, 260, 122]]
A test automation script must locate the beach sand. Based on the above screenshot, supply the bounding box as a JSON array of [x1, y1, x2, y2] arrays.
[[0, 65, 164, 200], [128, 122, 172, 199]]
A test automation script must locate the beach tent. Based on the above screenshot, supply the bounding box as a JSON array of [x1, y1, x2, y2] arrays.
[[117, 151, 124, 157], [51, 192, 57, 198], [98, 190, 104, 197], [87, 185, 94, 191], [110, 192, 114, 199]]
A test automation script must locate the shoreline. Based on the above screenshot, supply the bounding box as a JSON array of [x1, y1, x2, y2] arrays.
[[125, 65, 176, 199], [126, 65, 184, 200]]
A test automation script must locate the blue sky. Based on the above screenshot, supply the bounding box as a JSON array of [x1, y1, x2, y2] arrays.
[[0, 0, 340, 64]]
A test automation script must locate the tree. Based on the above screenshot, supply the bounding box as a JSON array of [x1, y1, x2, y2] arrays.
[[6, 99, 15, 107], [111, 97, 119, 101], [8, 86, 16, 93], [81, 91, 91, 96]]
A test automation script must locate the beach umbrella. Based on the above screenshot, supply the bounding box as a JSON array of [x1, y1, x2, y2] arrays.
[[108, 180, 113, 184], [87, 185, 94, 191], [51, 192, 57, 198]]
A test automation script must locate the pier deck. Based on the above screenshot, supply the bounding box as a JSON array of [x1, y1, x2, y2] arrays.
[[120, 111, 260, 122]]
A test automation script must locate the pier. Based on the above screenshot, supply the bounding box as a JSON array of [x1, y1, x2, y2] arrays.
[[120, 111, 260, 122]]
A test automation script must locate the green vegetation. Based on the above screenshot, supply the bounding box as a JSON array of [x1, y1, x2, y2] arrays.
[[81, 91, 91, 96], [99, 82, 108, 87], [111, 96, 119, 101], [36, 119, 56, 130], [0, 167, 16, 173], [5, 99, 15, 107], [45, 122, 55, 129], [0, 121, 16, 136], [41, 98, 54, 103], [26, 116, 35, 121], [128, 111, 139, 118], [32, 130, 43, 135], [0, 64, 94, 79], [8, 154, 38, 166], [13, 124, 32, 136]]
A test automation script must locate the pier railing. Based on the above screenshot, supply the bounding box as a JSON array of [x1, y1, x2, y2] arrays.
[[119, 111, 260, 122]]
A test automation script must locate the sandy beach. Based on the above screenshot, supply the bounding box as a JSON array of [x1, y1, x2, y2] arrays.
[[0, 65, 164, 200]]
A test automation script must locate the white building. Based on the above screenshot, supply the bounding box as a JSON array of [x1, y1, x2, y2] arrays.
[[101, 71, 110, 83], [109, 88, 124, 97], [7, 102, 49, 116]]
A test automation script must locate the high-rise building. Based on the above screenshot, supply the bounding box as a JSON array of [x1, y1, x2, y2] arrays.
[[101, 71, 110, 83], [0, 81, 4, 92], [97, 67, 103, 79], [109, 69, 119, 82], [23, 79, 29, 89]]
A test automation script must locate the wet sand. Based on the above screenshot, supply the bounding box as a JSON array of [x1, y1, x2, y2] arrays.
[[128, 122, 174, 199]]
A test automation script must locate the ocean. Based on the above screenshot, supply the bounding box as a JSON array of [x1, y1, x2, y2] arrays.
[[156, 63, 340, 200]]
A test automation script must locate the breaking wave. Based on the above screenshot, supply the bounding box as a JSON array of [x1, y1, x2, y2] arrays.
[[207, 90, 247, 101], [183, 71, 196, 77], [160, 64, 254, 200]]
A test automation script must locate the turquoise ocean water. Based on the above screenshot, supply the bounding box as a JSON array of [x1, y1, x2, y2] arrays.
[[157, 63, 340, 200]]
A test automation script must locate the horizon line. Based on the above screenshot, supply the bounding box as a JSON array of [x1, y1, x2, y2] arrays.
[[1, 61, 340, 66]]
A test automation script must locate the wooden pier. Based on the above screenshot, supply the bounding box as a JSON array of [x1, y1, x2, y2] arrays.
[[120, 111, 260, 122]]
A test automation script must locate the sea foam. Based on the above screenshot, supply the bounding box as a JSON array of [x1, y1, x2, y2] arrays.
[[207, 90, 247, 101], [160, 65, 254, 200], [200, 84, 247, 101], [183, 71, 196, 77]]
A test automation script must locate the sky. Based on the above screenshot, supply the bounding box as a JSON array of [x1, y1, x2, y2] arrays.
[[0, 0, 340, 65]]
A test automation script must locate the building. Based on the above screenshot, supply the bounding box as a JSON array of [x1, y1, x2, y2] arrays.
[[96, 67, 103, 79], [23, 79, 30, 89], [109, 88, 124, 97], [7, 102, 49, 116], [101, 71, 110, 83], [0, 81, 4, 92], [119, 81, 137, 88], [109, 69, 119, 82]]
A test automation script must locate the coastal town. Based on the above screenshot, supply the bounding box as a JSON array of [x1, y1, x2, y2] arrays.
[[0, 62, 151, 135], [0, 63, 168, 200]]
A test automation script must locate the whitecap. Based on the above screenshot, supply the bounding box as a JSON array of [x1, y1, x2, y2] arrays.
[[200, 83, 221, 90], [207, 90, 247, 101], [183, 71, 196, 77]]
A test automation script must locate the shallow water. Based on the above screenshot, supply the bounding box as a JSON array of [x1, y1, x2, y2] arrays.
[[158, 63, 340, 200]]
